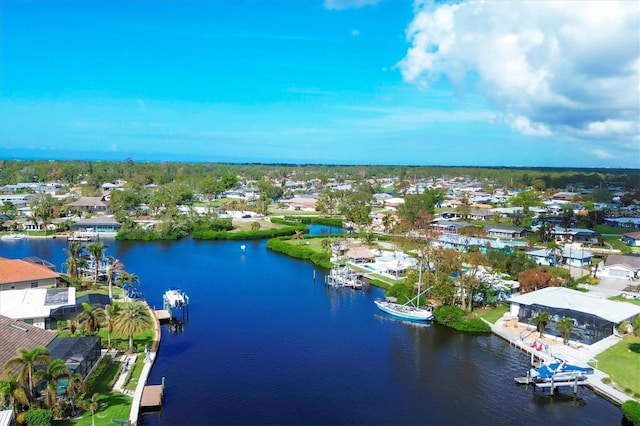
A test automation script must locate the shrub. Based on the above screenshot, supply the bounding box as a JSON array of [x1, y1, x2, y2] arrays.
[[622, 400, 640, 426], [84, 355, 112, 396], [24, 409, 52, 426], [266, 237, 332, 268], [283, 216, 343, 227], [433, 306, 491, 333], [194, 224, 306, 240], [602, 377, 612, 384], [618, 321, 630, 334]]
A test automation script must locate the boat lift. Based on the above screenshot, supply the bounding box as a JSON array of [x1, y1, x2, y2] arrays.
[[162, 288, 190, 320]]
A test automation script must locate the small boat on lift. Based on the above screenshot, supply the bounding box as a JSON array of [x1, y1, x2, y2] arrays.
[[164, 287, 188, 308], [529, 359, 594, 383]]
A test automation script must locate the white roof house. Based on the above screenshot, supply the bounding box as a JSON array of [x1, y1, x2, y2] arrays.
[[509, 287, 640, 324], [0, 287, 76, 329]]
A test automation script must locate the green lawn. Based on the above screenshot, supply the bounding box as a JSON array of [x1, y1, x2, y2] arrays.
[[97, 329, 155, 353], [124, 356, 145, 391], [594, 335, 640, 397], [471, 304, 510, 324], [609, 296, 640, 307]]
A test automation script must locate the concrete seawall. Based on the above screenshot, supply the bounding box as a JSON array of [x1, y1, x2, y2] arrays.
[[486, 316, 634, 406], [128, 303, 163, 425]]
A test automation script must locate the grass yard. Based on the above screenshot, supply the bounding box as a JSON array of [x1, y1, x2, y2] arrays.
[[98, 329, 155, 353], [609, 296, 640, 307], [594, 334, 640, 398], [231, 218, 281, 232], [124, 356, 146, 391], [471, 304, 510, 324]]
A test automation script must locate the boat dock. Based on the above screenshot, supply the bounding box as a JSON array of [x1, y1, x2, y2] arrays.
[[514, 374, 589, 395], [140, 384, 164, 410], [68, 231, 99, 241], [325, 265, 363, 289], [162, 288, 190, 320], [153, 310, 172, 322]]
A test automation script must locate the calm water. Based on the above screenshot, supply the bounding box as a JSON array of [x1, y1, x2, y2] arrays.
[[0, 235, 624, 425]]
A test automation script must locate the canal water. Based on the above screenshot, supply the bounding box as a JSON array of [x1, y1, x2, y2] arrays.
[[0, 235, 624, 425]]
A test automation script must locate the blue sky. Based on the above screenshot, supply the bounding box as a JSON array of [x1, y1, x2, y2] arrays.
[[1, 0, 638, 167]]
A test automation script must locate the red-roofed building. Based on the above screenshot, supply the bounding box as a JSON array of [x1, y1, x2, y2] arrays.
[[0, 257, 60, 291]]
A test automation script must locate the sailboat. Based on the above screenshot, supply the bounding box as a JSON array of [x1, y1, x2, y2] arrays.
[[374, 264, 433, 321]]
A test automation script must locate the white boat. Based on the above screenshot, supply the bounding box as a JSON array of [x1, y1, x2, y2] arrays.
[[164, 288, 188, 308], [1, 232, 25, 241], [375, 264, 433, 321], [529, 359, 594, 383], [374, 299, 433, 321]]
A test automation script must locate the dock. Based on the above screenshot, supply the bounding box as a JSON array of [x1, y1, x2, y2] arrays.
[[325, 265, 363, 289], [153, 310, 172, 322], [68, 231, 99, 241], [514, 374, 589, 395], [140, 384, 164, 410]]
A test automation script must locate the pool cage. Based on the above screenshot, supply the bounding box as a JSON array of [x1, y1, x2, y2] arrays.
[[47, 336, 102, 379], [518, 303, 613, 345]]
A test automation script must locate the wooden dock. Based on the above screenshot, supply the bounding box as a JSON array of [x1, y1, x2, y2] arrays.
[[140, 385, 164, 409], [154, 310, 172, 321]]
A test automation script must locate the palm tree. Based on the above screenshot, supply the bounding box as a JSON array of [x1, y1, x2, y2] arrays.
[[35, 358, 70, 409], [0, 372, 29, 413], [79, 393, 100, 426], [320, 238, 332, 253], [106, 259, 125, 301], [63, 241, 83, 281], [86, 242, 108, 283], [293, 230, 305, 244], [66, 373, 85, 417], [555, 317, 574, 345], [361, 232, 377, 248], [76, 302, 106, 335], [546, 241, 562, 266], [3, 347, 51, 402], [112, 301, 153, 353], [102, 304, 120, 349], [531, 311, 551, 338]]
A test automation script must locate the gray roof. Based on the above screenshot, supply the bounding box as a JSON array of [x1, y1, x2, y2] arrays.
[[509, 287, 640, 323], [604, 254, 640, 270]]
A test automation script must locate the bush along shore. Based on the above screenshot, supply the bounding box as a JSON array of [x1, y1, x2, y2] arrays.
[[265, 236, 333, 269], [432, 306, 492, 333]]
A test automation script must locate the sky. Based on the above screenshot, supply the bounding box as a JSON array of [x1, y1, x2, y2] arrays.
[[1, 0, 639, 168]]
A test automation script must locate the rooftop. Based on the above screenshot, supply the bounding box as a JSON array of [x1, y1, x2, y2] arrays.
[[0, 257, 60, 285], [509, 287, 640, 323]]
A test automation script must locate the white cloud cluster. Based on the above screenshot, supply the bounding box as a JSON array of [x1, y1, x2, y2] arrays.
[[398, 0, 640, 152]]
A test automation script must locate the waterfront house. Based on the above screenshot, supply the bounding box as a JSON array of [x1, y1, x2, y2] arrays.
[[345, 246, 375, 264], [597, 254, 640, 279], [280, 195, 318, 211], [0, 257, 60, 291], [0, 287, 76, 329], [0, 315, 101, 380], [508, 287, 640, 345], [71, 216, 121, 235]]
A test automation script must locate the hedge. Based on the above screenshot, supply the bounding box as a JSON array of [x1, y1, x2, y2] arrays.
[[193, 224, 306, 240], [266, 237, 332, 268], [622, 400, 640, 426], [433, 306, 492, 333], [282, 216, 343, 227]]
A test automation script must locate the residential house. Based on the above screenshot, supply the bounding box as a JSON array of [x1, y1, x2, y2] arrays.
[[605, 217, 640, 229], [66, 196, 110, 215], [0, 257, 60, 291], [280, 195, 318, 212], [0, 287, 76, 329], [549, 226, 599, 244], [484, 225, 529, 239], [508, 287, 640, 345], [622, 232, 640, 247], [0, 314, 57, 372], [597, 254, 640, 279], [71, 216, 121, 235], [527, 247, 592, 267]]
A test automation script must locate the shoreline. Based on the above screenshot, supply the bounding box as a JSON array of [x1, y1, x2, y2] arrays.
[[488, 315, 635, 406]]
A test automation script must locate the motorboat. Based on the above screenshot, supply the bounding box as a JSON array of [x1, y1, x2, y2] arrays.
[[1, 232, 25, 241], [529, 359, 594, 383], [164, 288, 188, 308]]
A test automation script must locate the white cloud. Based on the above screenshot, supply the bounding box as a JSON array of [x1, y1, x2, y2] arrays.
[[591, 149, 614, 159], [324, 0, 379, 11], [107, 144, 119, 152], [351, 29, 361, 37], [398, 1, 640, 150], [510, 116, 550, 137]]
